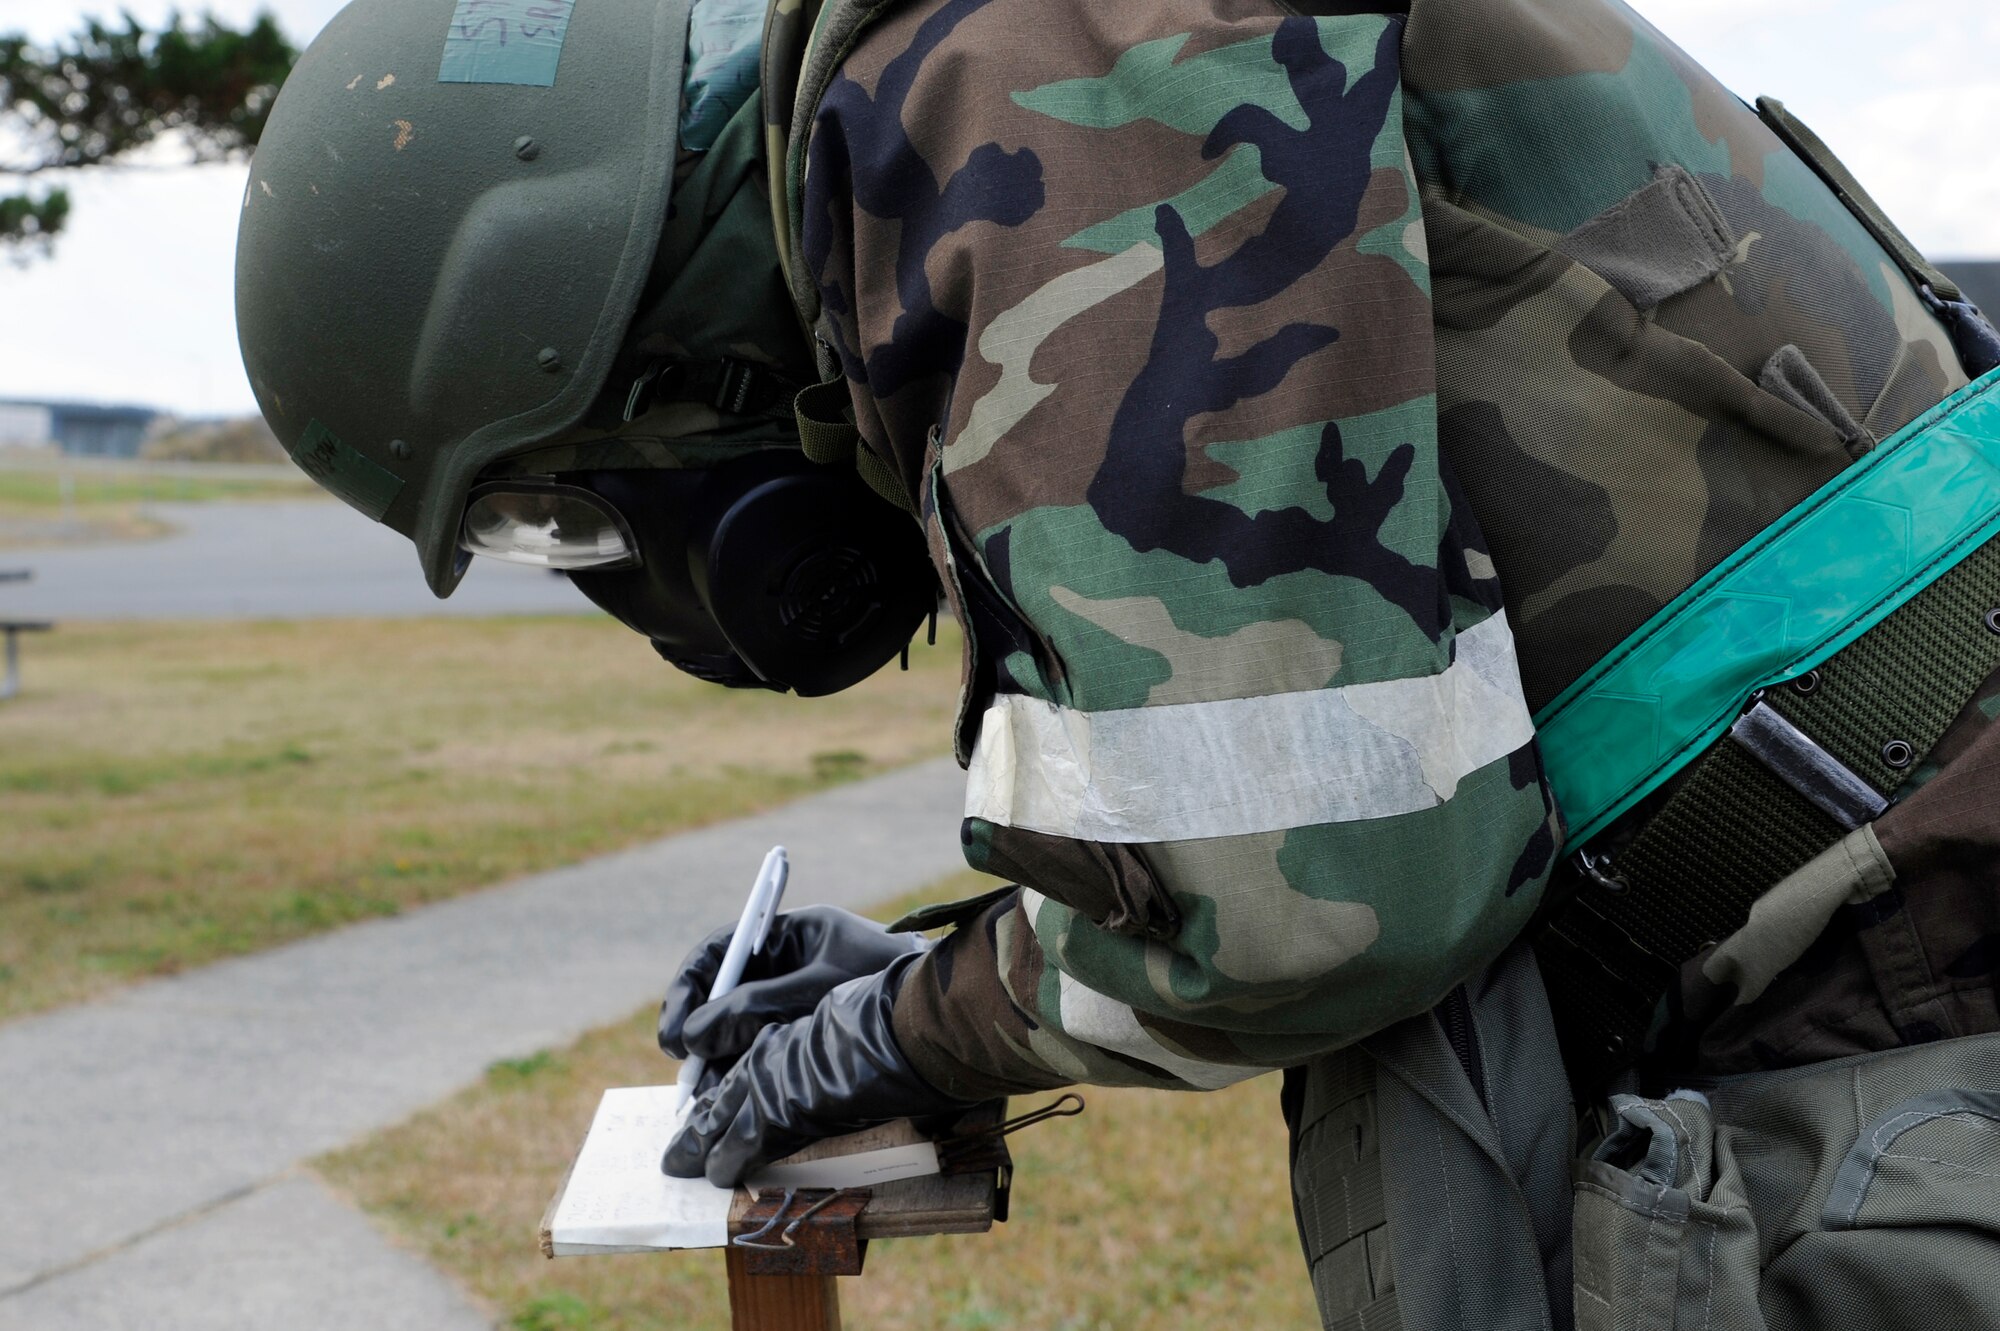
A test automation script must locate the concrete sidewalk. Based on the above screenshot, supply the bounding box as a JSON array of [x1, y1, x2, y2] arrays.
[[0, 759, 968, 1328], [3, 1175, 495, 1331]]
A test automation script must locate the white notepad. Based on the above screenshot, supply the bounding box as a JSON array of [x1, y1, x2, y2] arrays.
[[544, 1085, 944, 1255]]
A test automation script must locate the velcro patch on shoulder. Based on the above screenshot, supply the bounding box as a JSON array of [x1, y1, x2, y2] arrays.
[[1557, 164, 1735, 311]]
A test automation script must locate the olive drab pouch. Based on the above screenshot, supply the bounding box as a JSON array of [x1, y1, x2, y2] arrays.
[[1573, 1033, 2000, 1330], [1572, 1093, 1760, 1331]]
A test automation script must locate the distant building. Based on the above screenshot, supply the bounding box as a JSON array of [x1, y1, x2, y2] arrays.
[[1941, 261, 2000, 318], [0, 400, 162, 457], [0, 402, 54, 448]]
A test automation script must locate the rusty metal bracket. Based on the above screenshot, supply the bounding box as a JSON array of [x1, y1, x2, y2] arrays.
[[732, 1188, 870, 1277]]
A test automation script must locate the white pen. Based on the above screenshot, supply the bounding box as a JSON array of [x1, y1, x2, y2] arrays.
[[673, 845, 789, 1116]]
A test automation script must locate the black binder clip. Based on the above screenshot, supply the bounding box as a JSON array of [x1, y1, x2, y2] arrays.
[[990, 1093, 1086, 1139], [937, 1093, 1085, 1223], [939, 1094, 1084, 1162]]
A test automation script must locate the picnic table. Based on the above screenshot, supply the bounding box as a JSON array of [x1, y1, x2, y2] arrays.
[[2, 568, 52, 701]]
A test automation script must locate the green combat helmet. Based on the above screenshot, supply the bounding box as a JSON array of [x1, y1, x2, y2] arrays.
[[236, 0, 694, 595], [237, 0, 936, 695]]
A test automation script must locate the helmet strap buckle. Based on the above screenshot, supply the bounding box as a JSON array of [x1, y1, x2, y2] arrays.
[[625, 357, 799, 423]]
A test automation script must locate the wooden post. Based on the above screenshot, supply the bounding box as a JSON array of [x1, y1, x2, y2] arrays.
[[0, 621, 54, 702], [717, 1116, 1008, 1331], [725, 1249, 842, 1331]]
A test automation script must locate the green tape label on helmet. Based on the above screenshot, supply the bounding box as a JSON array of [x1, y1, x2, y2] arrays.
[[292, 419, 403, 522], [438, 0, 574, 87]]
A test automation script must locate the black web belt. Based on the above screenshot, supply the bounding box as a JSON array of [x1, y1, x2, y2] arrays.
[[1536, 533, 2000, 1094]]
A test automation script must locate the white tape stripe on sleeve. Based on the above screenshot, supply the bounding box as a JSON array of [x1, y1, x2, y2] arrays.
[[964, 611, 1534, 844]]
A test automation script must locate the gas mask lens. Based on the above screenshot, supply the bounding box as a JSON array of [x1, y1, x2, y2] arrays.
[[459, 482, 641, 570]]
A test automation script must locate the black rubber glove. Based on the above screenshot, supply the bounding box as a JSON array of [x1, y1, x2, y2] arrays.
[[661, 950, 976, 1186], [658, 905, 928, 1076]]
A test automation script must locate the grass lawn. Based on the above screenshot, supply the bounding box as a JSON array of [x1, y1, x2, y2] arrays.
[[0, 464, 323, 547], [317, 874, 1318, 1331], [0, 617, 961, 1020]]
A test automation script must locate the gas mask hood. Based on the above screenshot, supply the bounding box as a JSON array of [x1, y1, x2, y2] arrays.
[[560, 451, 939, 697]]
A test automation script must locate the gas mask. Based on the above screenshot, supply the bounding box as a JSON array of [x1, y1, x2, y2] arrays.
[[459, 450, 938, 697]]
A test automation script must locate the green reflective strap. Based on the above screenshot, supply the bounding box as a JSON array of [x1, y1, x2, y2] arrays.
[[793, 376, 916, 514], [1539, 366, 2000, 846]]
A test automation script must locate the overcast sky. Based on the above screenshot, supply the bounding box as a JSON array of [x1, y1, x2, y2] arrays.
[[0, 0, 1996, 417]]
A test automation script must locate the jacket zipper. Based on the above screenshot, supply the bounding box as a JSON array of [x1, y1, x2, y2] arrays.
[[1438, 985, 1488, 1112]]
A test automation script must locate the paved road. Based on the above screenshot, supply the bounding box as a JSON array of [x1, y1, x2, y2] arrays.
[[1, 501, 598, 620], [0, 758, 969, 1329]]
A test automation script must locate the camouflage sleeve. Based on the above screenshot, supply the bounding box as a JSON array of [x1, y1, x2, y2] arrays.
[[802, 0, 1563, 1098]]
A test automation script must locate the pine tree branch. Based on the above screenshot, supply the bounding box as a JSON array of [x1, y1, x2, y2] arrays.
[[0, 154, 241, 177], [0, 187, 71, 255], [0, 10, 295, 251]]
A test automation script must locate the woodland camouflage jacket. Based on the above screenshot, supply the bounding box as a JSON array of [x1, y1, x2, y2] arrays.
[[786, 0, 1972, 1098]]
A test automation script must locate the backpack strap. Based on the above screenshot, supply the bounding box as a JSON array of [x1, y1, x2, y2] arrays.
[[761, 0, 921, 511], [1534, 359, 2000, 1096], [792, 376, 916, 513], [765, 0, 902, 346], [1755, 97, 1963, 304], [759, 0, 820, 315], [1753, 96, 2000, 380]]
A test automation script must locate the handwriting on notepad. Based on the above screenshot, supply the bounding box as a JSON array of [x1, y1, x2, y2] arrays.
[[548, 1087, 733, 1250]]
